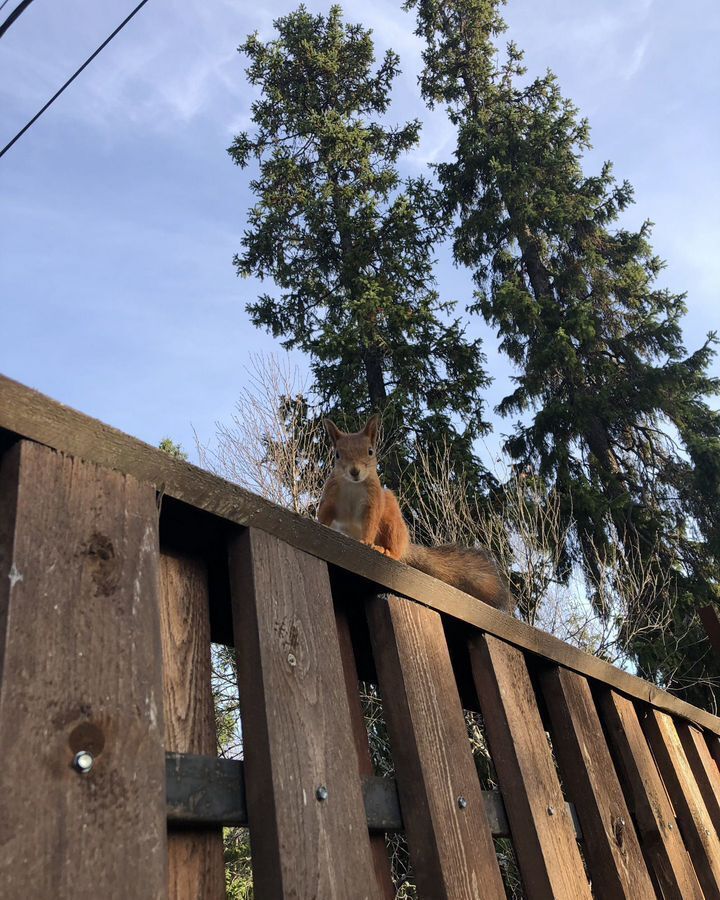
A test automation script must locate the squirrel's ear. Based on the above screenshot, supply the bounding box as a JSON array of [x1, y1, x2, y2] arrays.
[[363, 414, 380, 445], [323, 418, 343, 445]]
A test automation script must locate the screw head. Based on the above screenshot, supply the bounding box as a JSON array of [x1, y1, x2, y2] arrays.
[[73, 750, 94, 774], [316, 785, 328, 802], [457, 796, 468, 810]]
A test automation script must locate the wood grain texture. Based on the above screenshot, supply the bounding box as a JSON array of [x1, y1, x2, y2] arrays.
[[1, 373, 718, 734], [678, 723, 720, 837], [469, 635, 591, 900], [540, 667, 654, 899], [160, 551, 225, 900], [366, 594, 506, 900], [335, 602, 395, 899], [709, 733, 720, 773], [228, 528, 376, 899], [641, 707, 720, 898], [0, 440, 166, 899], [597, 689, 703, 900]]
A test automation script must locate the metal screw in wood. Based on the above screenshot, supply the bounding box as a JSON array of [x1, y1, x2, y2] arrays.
[[73, 750, 94, 774]]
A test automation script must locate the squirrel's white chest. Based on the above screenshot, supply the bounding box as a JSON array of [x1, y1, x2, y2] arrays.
[[330, 480, 370, 540]]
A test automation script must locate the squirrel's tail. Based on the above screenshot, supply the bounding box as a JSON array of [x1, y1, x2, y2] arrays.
[[406, 543, 513, 613]]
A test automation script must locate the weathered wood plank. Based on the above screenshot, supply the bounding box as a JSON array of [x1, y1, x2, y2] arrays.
[[470, 635, 591, 900], [0, 440, 166, 899], [597, 689, 703, 899], [678, 722, 720, 837], [228, 528, 376, 899], [335, 602, 395, 899], [540, 666, 655, 899], [1, 373, 718, 734], [366, 594, 506, 900], [642, 707, 720, 897], [160, 551, 225, 900]]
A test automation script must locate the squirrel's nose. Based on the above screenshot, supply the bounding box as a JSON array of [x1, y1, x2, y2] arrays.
[[350, 467, 359, 478]]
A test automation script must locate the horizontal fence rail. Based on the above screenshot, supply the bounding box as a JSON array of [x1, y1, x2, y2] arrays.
[[165, 751, 574, 839], [1, 372, 720, 900]]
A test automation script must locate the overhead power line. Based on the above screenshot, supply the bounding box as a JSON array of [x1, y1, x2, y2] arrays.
[[0, 0, 152, 160], [0, 0, 34, 38]]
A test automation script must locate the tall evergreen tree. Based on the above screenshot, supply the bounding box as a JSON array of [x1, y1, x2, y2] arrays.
[[229, 4, 490, 488], [409, 0, 720, 705]]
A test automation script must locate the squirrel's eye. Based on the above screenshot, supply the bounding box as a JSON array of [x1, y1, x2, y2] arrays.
[[368, 448, 374, 456], [335, 450, 340, 460]]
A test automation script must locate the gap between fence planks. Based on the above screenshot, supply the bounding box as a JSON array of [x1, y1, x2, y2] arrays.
[[0, 440, 167, 899], [2, 374, 718, 735], [160, 551, 225, 900]]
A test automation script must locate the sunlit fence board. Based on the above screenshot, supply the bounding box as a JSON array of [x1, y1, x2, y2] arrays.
[[598, 690, 703, 900], [540, 666, 655, 899], [470, 635, 592, 900], [228, 528, 376, 899], [367, 595, 506, 900], [642, 708, 720, 898]]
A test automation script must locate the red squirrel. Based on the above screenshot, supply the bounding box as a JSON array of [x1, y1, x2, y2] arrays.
[[317, 416, 512, 613]]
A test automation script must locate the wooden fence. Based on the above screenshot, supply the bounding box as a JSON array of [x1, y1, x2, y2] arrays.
[[1, 372, 720, 899]]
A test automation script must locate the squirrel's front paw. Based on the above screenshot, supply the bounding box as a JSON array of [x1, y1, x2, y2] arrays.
[[363, 541, 389, 555]]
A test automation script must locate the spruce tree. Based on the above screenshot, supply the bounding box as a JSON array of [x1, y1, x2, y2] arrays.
[[409, 0, 720, 706], [229, 4, 490, 488]]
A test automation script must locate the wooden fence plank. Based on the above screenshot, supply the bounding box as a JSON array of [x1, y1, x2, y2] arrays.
[[366, 594, 506, 900], [2, 373, 718, 736], [0, 440, 166, 899], [335, 602, 395, 899], [469, 635, 592, 900], [642, 707, 720, 897], [679, 723, 720, 838], [540, 667, 655, 899], [597, 689, 703, 899], [160, 551, 225, 900], [708, 733, 720, 773], [228, 528, 376, 899]]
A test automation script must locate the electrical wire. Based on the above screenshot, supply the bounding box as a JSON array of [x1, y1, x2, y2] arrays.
[[0, 0, 36, 39], [0, 0, 152, 159]]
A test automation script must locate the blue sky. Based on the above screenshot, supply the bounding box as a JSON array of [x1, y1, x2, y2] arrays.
[[1, 0, 718, 464]]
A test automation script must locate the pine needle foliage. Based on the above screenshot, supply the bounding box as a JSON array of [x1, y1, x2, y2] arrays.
[[408, 0, 720, 707], [229, 4, 490, 488]]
